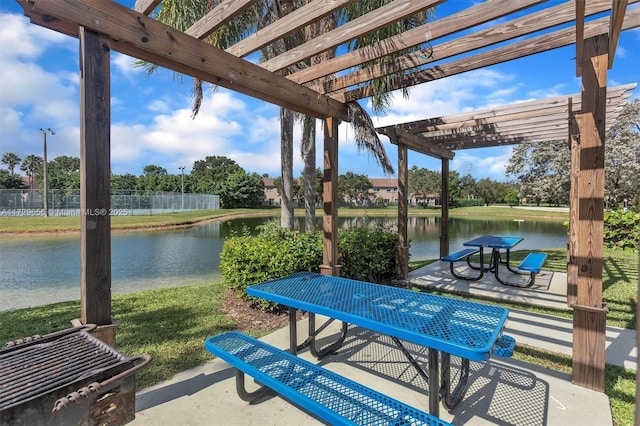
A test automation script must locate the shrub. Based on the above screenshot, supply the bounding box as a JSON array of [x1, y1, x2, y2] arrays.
[[338, 225, 399, 282], [219, 224, 322, 312], [219, 222, 400, 312], [604, 210, 640, 251]]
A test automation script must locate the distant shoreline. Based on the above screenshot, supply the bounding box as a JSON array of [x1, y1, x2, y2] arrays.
[[0, 206, 569, 237]]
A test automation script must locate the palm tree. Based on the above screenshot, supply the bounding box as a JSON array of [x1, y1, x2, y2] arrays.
[[296, 1, 430, 232], [20, 155, 43, 189], [1, 152, 22, 175], [144, 1, 428, 231]]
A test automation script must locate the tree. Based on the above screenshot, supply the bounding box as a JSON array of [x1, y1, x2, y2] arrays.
[[20, 155, 42, 189], [476, 178, 509, 206], [447, 170, 463, 203], [298, 168, 323, 207], [111, 173, 138, 190], [506, 140, 570, 205], [142, 164, 168, 176], [219, 171, 265, 208], [339, 172, 372, 205], [295, 1, 429, 231], [0, 169, 24, 189], [604, 99, 640, 208], [343, 2, 431, 114], [1, 152, 22, 175], [191, 156, 243, 194], [408, 166, 439, 206], [459, 173, 477, 200], [505, 187, 520, 207], [46, 156, 80, 190]]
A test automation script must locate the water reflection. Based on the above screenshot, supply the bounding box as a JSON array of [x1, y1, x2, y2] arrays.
[[0, 216, 566, 311]]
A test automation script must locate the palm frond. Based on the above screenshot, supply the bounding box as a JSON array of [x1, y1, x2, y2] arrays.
[[347, 102, 394, 175]]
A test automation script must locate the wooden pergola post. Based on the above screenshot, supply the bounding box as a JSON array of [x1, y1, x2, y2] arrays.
[[440, 158, 450, 258], [320, 116, 340, 276], [572, 33, 608, 391], [78, 28, 117, 346], [396, 141, 409, 280]]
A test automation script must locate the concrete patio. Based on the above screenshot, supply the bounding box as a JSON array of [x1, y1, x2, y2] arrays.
[[407, 260, 568, 311], [130, 263, 636, 425]]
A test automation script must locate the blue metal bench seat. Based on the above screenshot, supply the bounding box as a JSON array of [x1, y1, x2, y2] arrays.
[[205, 331, 452, 426], [518, 252, 548, 273], [441, 248, 479, 262], [441, 248, 482, 281], [496, 252, 548, 288]]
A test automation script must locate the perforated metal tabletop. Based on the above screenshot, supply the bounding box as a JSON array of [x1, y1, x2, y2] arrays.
[[463, 235, 523, 249], [247, 272, 509, 362]]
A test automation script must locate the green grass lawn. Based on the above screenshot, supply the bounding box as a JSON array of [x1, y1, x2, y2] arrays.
[[0, 208, 279, 234]]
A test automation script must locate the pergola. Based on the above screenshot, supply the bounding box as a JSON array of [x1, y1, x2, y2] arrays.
[[16, 0, 639, 393]]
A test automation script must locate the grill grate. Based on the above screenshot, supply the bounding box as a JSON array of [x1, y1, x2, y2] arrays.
[[0, 328, 128, 410]]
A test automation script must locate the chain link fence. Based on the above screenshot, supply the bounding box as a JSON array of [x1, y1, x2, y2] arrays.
[[0, 189, 219, 216]]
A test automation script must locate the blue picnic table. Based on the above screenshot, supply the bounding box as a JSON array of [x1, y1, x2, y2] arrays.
[[247, 272, 514, 416], [463, 235, 547, 287]]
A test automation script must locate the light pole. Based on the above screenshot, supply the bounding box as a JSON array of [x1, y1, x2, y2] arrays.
[[179, 166, 185, 210], [39, 128, 55, 217]]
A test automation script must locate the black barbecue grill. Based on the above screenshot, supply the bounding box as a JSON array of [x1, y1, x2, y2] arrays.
[[1, 325, 151, 426]]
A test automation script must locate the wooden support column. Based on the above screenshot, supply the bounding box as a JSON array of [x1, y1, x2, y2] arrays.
[[572, 34, 608, 391], [567, 98, 579, 307], [440, 158, 450, 258], [78, 28, 116, 346], [320, 116, 340, 276], [396, 138, 409, 280]]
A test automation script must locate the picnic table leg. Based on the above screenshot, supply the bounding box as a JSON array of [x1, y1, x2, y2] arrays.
[[440, 353, 470, 410], [303, 314, 349, 358], [289, 307, 298, 354], [493, 251, 535, 288], [234, 370, 274, 402], [428, 348, 440, 417], [499, 249, 528, 275], [465, 247, 489, 273], [450, 247, 484, 281], [390, 338, 441, 414]]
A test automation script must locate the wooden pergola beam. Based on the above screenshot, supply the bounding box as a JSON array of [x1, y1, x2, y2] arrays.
[[575, 0, 585, 77], [396, 84, 635, 133], [19, 0, 350, 121], [608, 0, 629, 68], [225, 0, 357, 57], [314, 0, 620, 94], [377, 127, 454, 160], [337, 9, 640, 102], [261, 0, 442, 72], [186, 0, 258, 40], [289, 0, 546, 85], [134, 0, 161, 15]]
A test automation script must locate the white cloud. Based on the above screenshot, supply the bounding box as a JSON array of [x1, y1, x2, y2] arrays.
[[112, 53, 144, 80], [452, 148, 513, 180], [0, 13, 71, 62]]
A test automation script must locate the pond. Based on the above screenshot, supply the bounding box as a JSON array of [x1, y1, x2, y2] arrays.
[[0, 216, 567, 311]]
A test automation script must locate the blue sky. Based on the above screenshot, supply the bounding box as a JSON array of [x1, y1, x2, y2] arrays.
[[1, 0, 638, 182]]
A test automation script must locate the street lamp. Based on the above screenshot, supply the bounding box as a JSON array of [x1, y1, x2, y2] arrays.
[[39, 128, 55, 217], [178, 166, 185, 210]]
